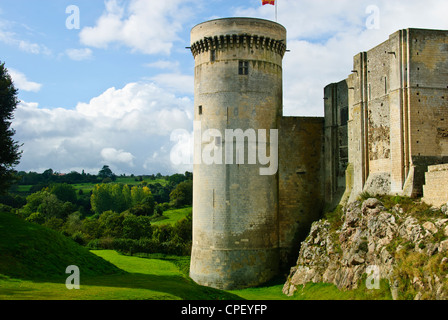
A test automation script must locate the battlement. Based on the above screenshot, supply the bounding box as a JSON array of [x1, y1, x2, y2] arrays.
[[190, 18, 287, 58], [190, 34, 287, 58]]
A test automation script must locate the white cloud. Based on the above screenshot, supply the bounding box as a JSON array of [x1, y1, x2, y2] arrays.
[[18, 40, 51, 55], [76, 82, 192, 134], [66, 48, 93, 61], [79, 0, 196, 55], [148, 73, 194, 95], [144, 60, 180, 71], [13, 81, 193, 175], [8, 69, 42, 92], [0, 32, 51, 55], [0, 20, 52, 56], [101, 148, 135, 166]]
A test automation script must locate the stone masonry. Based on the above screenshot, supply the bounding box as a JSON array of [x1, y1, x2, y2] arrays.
[[422, 164, 448, 207], [327, 28, 448, 205]]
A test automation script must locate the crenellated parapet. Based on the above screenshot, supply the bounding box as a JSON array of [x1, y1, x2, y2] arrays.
[[190, 34, 287, 58]]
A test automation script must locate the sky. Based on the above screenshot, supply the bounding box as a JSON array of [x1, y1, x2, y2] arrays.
[[1, 0, 448, 176]]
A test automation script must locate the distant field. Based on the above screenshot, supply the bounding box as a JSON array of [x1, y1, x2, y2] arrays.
[[13, 177, 170, 195], [73, 177, 169, 194], [152, 207, 192, 226], [15, 185, 32, 194], [115, 177, 169, 186]]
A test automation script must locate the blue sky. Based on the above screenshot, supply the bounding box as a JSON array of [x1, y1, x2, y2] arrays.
[[1, 0, 448, 175]]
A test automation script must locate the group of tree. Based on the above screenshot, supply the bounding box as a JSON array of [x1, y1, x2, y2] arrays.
[[4, 171, 193, 255], [90, 183, 155, 216], [13, 165, 176, 190]]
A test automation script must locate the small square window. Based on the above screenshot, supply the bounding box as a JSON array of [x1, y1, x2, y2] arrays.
[[239, 61, 249, 75]]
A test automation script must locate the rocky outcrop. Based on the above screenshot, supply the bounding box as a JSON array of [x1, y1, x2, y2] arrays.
[[283, 198, 448, 300]]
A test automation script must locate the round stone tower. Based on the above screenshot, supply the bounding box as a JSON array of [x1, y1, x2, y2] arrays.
[[189, 18, 287, 290]]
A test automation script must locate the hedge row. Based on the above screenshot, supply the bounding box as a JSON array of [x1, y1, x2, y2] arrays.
[[86, 237, 192, 256]]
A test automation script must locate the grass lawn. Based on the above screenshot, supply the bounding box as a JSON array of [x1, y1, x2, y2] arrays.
[[0, 250, 241, 300], [228, 277, 295, 300]]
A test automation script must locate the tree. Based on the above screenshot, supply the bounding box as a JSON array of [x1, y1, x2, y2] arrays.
[[122, 214, 152, 240], [152, 224, 173, 243], [0, 62, 22, 193], [169, 180, 193, 208], [98, 211, 125, 238], [91, 183, 153, 215], [22, 190, 74, 221], [98, 165, 116, 181], [128, 186, 155, 216], [167, 173, 187, 185], [49, 183, 77, 204], [91, 184, 115, 214], [42, 169, 54, 181], [172, 213, 192, 244]]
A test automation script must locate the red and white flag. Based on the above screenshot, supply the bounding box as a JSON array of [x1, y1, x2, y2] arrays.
[[262, 0, 275, 5]]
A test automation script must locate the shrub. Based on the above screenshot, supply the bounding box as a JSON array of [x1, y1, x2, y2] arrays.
[[122, 215, 152, 240], [358, 191, 373, 201], [325, 205, 344, 231], [86, 238, 191, 256], [71, 231, 88, 246]]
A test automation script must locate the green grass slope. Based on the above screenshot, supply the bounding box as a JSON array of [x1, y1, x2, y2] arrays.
[[0, 250, 242, 300], [0, 211, 121, 280]]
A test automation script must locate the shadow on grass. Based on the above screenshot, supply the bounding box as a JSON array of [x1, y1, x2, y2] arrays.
[[0, 271, 243, 300], [83, 272, 244, 300]]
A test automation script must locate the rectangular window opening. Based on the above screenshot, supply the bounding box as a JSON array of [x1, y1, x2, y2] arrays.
[[239, 61, 249, 75], [210, 49, 216, 62], [340, 107, 348, 126], [198, 105, 203, 115]]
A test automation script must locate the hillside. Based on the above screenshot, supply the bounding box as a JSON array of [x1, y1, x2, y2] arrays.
[[283, 196, 448, 300], [0, 211, 122, 280]]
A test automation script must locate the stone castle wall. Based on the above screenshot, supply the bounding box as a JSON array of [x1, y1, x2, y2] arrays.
[[422, 163, 448, 207], [278, 116, 324, 269], [335, 28, 448, 205]]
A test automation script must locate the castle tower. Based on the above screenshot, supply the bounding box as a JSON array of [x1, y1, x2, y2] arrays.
[[189, 18, 287, 290]]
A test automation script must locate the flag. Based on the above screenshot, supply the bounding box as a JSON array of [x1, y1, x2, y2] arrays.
[[262, 0, 275, 5]]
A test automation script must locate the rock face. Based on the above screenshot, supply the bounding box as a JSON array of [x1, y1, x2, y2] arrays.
[[283, 198, 448, 300]]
